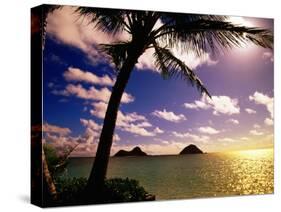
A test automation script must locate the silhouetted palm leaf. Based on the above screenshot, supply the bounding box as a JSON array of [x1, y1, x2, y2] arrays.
[[153, 42, 211, 97], [155, 20, 273, 56], [101, 42, 131, 70], [75, 7, 130, 34]]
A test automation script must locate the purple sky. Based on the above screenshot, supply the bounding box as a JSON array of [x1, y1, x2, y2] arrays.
[[42, 6, 274, 156]]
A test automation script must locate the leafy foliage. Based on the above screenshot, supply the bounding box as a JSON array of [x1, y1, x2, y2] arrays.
[[43, 144, 61, 175], [54, 177, 151, 205], [43, 143, 78, 176], [103, 178, 149, 202]]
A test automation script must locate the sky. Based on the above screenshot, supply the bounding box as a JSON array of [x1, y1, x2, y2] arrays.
[[42, 6, 274, 156]]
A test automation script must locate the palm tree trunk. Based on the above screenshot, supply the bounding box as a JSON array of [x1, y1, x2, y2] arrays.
[[42, 149, 58, 201], [85, 47, 142, 202]]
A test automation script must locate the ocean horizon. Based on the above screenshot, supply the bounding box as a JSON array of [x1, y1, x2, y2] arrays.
[[59, 148, 273, 200]]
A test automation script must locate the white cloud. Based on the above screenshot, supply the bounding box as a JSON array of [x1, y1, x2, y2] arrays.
[[90, 101, 160, 137], [119, 124, 155, 137], [90, 101, 108, 119], [250, 130, 264, 136], [218, 137, 235, 142], [198, 126, 220, 135], [46, 6, 129, 64], [80, 118, 101, 131], [136, 44, 218, 71], [172, 131, 210, 143], [184, 95, 240, 116], [53, 84, 134, 104], [262, 51, 274, 62], [64, 67, 115, 86], [153, 127, 164, 134], [43, 123, 71, 135], [227, 119, 239, 125], [210, 96, 240, 115], [241, 137, 249, 141], [245, 108, 256, 114], [135, 121, 152, 128], [253, 124, 261, 129], [184, 99, 210, 110], [249, 91, 273, 118], [264, 118, 273, 126], [152, 109, 186, 123]]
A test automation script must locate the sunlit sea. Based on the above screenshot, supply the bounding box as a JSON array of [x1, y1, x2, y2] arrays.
[[62, 149, 273, 199]]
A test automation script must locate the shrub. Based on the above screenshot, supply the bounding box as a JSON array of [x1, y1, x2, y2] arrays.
[[103, 178, 148, 203], [54, 177, 153, 205]]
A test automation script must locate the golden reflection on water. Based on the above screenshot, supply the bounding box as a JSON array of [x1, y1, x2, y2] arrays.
[[222, 148, 273, 195]]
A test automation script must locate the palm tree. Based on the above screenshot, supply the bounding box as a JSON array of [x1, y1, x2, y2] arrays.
[[31, 5, 61, 204], [76, 8, 273, 201]]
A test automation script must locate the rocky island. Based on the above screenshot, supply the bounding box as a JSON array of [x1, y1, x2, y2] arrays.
[[179, 144, 204, 154], [114, 146, 147, 157]]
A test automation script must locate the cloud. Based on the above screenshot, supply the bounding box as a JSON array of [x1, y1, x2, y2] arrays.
[[218, 137, 235, 142], [249, 91, 273, 118], [184, 99, 210, 110], [46, 6, 129, 65], [90, 101, 161, 137], [152, 109, 186, 123], [262, 51, 274, 62], [79, 118, 120, 147], [253, 124, 260, 129], [64, 67, 115, 86], [172, 131, 210, 143], [264, 118, 273, 126], [53, 84, 134, 104], [198, 126, 219, 135], [119, 124, 156, 137], [80, 118, 102, 144], [153, 127, 164, 134], [136, 43, 218, 71], [227, 119, 239, 125], [241, 137, 249, 141], [43, 123, 71, 135], [250, 130, 264, 136], [184, 95, 240, 116], [90, 101, 108, 119], [135, 121, 152, 128], [245, 108, 256, 114], [43, 119, 123, 157]]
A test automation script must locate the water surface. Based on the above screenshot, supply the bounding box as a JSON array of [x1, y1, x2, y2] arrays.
[[62, 149, 273, 199]]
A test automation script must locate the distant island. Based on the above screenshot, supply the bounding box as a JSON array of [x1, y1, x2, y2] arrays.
[[179, 144, 204, 154], [114, 146, 147, 157]]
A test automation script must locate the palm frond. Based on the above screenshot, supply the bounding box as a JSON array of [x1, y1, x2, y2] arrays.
[[153, 42, 211, 97], [156, 20, 273, 56], [101, 42, 131, 70], [75, 7, 130, 34]]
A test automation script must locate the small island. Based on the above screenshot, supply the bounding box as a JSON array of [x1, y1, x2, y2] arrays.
[[179, 144, 204, 154], [114, 146, 148, 157]]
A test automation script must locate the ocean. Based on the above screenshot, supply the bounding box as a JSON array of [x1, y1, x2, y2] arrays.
[[61, 148, 273, 200]]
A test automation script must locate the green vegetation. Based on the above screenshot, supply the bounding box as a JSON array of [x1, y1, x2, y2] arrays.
[[43, 143, 153, 205], [53, 177, 152, 205]]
